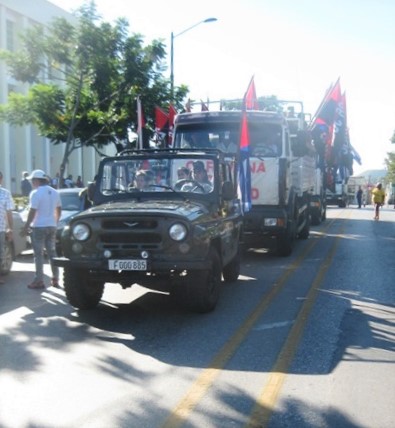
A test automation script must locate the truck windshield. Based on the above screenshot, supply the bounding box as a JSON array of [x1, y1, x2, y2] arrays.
[[174, 122, 283, 157]]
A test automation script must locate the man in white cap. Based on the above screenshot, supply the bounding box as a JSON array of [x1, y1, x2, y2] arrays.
[[21, 169, 62, 289]]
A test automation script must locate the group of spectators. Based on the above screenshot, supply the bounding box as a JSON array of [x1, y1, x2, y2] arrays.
[[21, 171, 84, 197], [49, 173, 84, 190]]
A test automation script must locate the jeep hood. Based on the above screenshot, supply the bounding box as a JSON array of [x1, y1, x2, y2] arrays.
[[76, 200, 209, 220]]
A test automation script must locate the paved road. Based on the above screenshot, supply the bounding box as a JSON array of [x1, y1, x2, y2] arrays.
[[0, 205, 395, 428]]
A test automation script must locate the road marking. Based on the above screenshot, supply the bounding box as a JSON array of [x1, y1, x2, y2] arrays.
[[161, 217, 339, 428], [246, 212, 349, 428], [253, 321, 293, 331]]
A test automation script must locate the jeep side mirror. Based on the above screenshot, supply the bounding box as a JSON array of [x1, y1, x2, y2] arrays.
[[222, 181, 234, 201]]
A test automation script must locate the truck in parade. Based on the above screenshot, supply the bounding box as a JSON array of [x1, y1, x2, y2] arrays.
[[172, 101, 323, 256]]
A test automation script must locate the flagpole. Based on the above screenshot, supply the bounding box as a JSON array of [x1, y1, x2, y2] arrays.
[[137, 95, 143, 150]]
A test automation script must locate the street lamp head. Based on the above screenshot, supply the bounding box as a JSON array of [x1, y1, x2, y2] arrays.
[[203, 17, 218, 23], [170, 17, 218, 101]]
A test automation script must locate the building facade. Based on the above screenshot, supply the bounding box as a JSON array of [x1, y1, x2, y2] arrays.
[[0, 0, 109, 193]]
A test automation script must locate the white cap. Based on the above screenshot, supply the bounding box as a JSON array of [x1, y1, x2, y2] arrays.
[[27, 169, 48, 180]]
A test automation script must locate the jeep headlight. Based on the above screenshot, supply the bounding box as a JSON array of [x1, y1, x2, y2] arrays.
[[72, 223, 90, 241], [169, 223, 187, 241]]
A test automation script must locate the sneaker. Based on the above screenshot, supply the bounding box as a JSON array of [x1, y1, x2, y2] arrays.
[[51, 278, 61, 288], [27, 280, 45, 290]]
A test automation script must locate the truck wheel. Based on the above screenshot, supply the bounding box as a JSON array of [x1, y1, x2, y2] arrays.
[[311, 212, 320, 226], [185, 248, 222, 313], [277, 223, 294, 257], [222, 248, 241, 282], [63, 268, 104, 309], [298, 214, 310, 239], [0, 241, 14, 275]]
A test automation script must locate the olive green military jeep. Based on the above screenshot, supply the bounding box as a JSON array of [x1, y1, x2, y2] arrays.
[[54, 149, 243, 313]]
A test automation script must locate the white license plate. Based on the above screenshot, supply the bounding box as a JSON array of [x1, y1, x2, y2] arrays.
[[108, 259, 147, 271]]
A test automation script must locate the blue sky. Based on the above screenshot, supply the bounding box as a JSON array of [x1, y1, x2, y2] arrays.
[[49, 0, 395, 176]]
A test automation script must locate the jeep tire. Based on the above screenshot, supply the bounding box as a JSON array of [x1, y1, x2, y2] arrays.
[[63, 268, 104, 309], [174, 247, 222, 313]]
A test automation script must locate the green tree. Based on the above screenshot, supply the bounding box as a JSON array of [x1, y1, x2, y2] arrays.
[[0, 1, 187, 181], [384, 151, 395, 183]]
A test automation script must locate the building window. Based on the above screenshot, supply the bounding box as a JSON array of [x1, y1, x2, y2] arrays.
[[6, 20, 15, 51]]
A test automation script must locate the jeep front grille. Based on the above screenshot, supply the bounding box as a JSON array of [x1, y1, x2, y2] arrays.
[[98, 217, 163, 252], [102, 219, 158, 229], [101, 233, 161, 244]]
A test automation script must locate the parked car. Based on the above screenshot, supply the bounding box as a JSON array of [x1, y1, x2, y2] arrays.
[[0, 211, 28, 275]]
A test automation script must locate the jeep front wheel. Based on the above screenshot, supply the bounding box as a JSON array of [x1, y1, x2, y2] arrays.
[[63, 268, 104, 309], [186, 248, 222, 313]]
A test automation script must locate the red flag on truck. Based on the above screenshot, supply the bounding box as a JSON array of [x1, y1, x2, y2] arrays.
[[168, 104, 177, 146], [155, 106, 169, 132], [238, 79, 253, 212], [244, 75, 259, 110], [312, 78, 341, 144]]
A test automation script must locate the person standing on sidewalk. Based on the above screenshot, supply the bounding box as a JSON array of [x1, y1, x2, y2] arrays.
[[20, 171, 32, 197], [371, 182, 385, 220], [21, 170, 62, 289], [0, 171, 14, 284], [356, 186, 363, 209]]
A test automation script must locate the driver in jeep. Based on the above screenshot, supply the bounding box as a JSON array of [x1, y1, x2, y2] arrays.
[[181, 161, 213, 193]]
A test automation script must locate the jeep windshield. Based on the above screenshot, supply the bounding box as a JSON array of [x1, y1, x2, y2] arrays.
[[95, 151, 218, 203]]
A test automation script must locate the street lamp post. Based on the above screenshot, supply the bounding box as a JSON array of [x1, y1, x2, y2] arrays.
[[170, 17, 217, 101]]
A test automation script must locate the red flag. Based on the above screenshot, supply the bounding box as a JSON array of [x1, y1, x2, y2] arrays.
[[237, 81, 253, 212], [168, 104, 177, 146], [311, 78, 342, 155], [201, 100, 209, 111], [313, 78, 341, 130], [168, 104, 177, 128], [155, 106, 169, 132], [244, 76, 259, 110]]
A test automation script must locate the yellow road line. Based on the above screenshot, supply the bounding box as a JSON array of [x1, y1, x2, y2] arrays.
[[246, 212, 349, 428], [162, 218, 338, 428]]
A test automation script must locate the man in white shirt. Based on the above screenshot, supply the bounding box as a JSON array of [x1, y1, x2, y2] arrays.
[[21, 170, 62, 289], [0, 171, 14, 284]]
